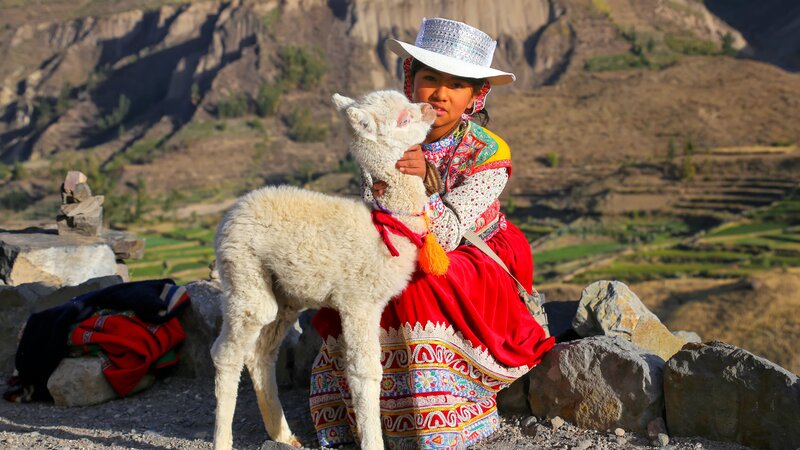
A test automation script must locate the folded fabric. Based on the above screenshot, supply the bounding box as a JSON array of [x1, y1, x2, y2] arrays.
[[69, 312, 186, 396], [11, 279, 190, 400]]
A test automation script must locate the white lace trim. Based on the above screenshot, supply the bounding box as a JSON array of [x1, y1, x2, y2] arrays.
[[323, 321, 530, 380]]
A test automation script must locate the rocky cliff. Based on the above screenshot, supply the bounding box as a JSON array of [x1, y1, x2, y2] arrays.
[[0, 0, 798, 207]]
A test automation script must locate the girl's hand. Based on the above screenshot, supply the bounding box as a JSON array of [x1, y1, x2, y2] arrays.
[[371, 180, 387, 198], [396, 145, 426, 178]]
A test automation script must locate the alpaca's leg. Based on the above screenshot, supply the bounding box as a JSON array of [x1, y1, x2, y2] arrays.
[[212, 318, 263, 450], [245, 309, 302, 447], [339, 308, 385, 450], [212, 260, 279, 450]]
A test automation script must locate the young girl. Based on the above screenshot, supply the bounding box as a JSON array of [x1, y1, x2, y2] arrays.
[[310, 18, 554, 449]]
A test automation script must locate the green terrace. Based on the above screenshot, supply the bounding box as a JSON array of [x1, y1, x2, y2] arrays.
[[533, 193, 800, 284], [128, 226, 216, 285]]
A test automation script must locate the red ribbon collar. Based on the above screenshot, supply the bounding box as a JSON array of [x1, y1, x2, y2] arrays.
[[371, 209, 425, 257]]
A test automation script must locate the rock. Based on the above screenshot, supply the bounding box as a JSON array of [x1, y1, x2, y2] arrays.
[[550, 416, 565, 430], [521, 420, 538, 437], [0, 231, 118, 286], [102, 229, 145, 260], [62, 171, 88, 194], [72, 183, 93, 202], [116, 263, 130, 282], [258, 441, 296, 450], [57, 206, 103, 237], [672, 330, 701, 343], [498, 375, 531, 415], [573, 439, 592, 450], [60, 195, 104, 217], [57, 171, 105, 237], [528, 336, 664, 432], [0, 276, 122, 374], [571, 280, 685, 361], [47, 357, 154, 406], [614, 427, 625, 437], [175, 280, 223, 379], [654, 433, 670, 447], [183, 280, 223, 334], [664, 341, 800, 450], [647, 417, 667, 439]]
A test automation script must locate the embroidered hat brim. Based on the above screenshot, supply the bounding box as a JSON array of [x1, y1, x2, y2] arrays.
[[388, 39, 515, 86]]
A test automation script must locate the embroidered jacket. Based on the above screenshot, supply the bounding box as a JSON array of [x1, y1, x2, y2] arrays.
[[425, 121, 512, 250]]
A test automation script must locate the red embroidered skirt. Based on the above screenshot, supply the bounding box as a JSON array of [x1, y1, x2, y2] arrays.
[[309, 221, 554, 449]]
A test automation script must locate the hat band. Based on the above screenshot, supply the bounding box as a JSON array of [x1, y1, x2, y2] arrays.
[[415, 19, 496, 68]]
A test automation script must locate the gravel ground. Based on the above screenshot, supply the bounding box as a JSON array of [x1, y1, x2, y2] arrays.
[[0, 376, 753, 450]]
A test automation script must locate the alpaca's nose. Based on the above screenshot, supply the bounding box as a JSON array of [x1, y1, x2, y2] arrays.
[[420, 103, 436, 122]]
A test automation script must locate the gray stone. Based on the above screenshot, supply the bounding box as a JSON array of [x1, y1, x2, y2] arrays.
[[116, 263, 130, 282], [672, 330, 701, 343], [0, 231, 117, 286], [497, 375, 531, 415], [57, 205, 103, 237], [258, 441, 296, 450], [647, 417, 667, 439], [102, 229, 145, 260], [47, 357, 154, 406], [72, 183, 93, 202], [0, 276, 122, 374], [572, 280, 684, 361], [184, 280, 223, 334], [174, 280, 223, 379], [528, 336, 664, 432], [60, 195, 104, 217], [654, 433, 670, 447], [573, 439, 592, 450], [550, 416, 565, 430], [63, 171, 87, 195], [664, 341, 800, 450]]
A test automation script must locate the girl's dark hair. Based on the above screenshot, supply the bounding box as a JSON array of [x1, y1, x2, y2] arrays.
[[409, 59, 490, 127]]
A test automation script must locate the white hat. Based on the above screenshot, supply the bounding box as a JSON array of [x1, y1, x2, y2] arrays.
[[387, 18, 515, 86]]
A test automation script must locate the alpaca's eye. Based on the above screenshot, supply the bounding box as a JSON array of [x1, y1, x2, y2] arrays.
[[397, 110, 411, 127]]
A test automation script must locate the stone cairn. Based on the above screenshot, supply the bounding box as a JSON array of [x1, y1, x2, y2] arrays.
[[57, 171, 104, 237]]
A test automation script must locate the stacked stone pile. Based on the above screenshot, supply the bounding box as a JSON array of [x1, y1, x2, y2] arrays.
[[56, 170, 104, 237], [0, 171, 145, 287]]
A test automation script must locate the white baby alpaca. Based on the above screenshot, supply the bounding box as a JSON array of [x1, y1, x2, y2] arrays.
[[211, 90, 436, 450]]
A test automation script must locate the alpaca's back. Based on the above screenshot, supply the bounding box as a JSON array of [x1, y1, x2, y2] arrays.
[[215, 185, 418, 310]]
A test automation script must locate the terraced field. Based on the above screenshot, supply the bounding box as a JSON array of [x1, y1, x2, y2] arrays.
[[537, 193, 800, 285], [127, 226, 216, 284]]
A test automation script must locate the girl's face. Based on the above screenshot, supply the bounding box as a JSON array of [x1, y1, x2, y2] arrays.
[[412, 67, 479, 140]]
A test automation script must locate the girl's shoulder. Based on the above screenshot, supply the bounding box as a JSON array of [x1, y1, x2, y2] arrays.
[[462, 122, 511, 171]]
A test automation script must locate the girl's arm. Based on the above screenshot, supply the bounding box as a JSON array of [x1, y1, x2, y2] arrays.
[[428, 168, 508, 251]]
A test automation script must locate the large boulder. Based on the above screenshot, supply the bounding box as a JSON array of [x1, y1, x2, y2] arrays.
[[664, 341, 800, 450], [572, 280, 685, 361], [47, 357, 154, 407], [527, 336, 664, 432], [0, 275, 122, 375], [0, 231, 118, 287]]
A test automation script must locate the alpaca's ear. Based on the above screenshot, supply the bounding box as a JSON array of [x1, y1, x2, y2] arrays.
[[332, 93, 354, 111], [346, 107, 377, 142]]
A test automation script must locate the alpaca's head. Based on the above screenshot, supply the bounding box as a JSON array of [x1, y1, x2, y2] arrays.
[[332, 90, 435, 178]]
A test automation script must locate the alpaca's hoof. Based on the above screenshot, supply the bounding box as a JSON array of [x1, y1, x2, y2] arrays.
[[288, 436, 302, 448]]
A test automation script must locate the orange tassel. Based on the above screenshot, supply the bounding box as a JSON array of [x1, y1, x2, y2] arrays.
[[418, 213, 449, 276]]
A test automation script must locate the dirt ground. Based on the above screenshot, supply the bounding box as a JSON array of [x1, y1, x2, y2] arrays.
[[0, 374, 754, 450]]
